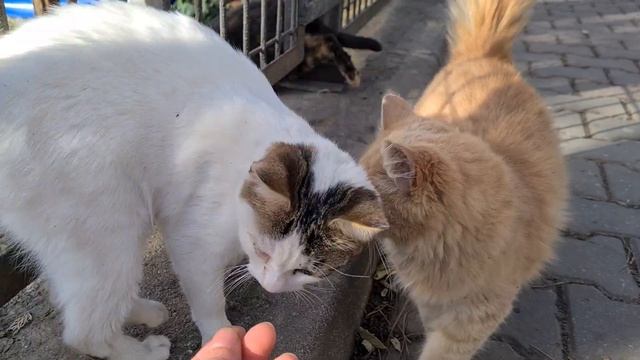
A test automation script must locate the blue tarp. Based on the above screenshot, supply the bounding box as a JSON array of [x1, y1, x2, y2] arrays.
[[5, 0, 97, 19]]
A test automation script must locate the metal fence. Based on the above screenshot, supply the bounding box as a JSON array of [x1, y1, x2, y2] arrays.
[[0, 0, 385, 83]]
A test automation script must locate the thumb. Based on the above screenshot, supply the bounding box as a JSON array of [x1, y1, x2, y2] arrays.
[[192, 327, 245, 360]]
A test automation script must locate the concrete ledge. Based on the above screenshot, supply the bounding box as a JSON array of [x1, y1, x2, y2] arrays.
[[0, 1, 446, 358]]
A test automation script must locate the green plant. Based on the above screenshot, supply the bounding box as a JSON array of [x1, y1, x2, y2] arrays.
[[172, 0, 220, 25]]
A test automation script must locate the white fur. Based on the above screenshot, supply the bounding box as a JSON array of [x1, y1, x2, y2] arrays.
[[0, 3, 371, 359]]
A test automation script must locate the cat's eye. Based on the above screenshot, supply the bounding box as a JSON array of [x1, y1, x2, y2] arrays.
[[292, 268, 313, 276]]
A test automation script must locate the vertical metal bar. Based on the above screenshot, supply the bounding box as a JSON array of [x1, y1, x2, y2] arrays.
[[219, 0, 226, 39], [0, 0, 8, 33], [259, 0, 266, 68], [194, 0, 201, 22], [290, 0, 297, 44], [274, 0, 282, 57], [242, 0, 249, 55], [32, 0, 45, 16]]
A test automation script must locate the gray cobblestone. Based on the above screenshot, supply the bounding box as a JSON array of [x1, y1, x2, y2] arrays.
[[583, 103, 627, 122], [515, 51, 561, 63], [567, 158, 607, 199], [594, 46, 640, 60], [604, 163, 640, 204], [521, 33, 559, 44], [549, 236, 639, 297], [528, 42, 594, 56], [534, 66, 609, 83], [574, 79, 610, 92], [555, 95, 621, 113], [612, 22, 640, 34], [568, 196, 640, 235], [495, 288, 563, 359], [589, 116, 640, 141], [559, 138, 608, 156], [569, 285, 640, 360], [570, 140, 640, 164], [566, 54, 638, 72], [527, 76, 573, 94], [553, 17, 580, 29], [623, 39, 640, 50], [608, 69, 640, 86]]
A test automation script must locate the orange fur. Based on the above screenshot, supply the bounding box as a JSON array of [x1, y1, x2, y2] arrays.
[[360, 0, 567, 359]]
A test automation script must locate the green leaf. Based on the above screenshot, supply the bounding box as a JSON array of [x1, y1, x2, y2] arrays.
[[358, 327, 387, 350]]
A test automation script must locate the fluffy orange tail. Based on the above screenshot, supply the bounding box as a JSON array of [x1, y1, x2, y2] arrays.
[[447, 0, 534, 62]]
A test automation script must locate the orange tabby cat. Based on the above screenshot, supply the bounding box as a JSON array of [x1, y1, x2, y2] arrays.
[[360, 0, 568, 359]]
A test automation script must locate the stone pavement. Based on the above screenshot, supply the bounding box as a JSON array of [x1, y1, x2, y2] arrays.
[[384, 1, 640, 359]]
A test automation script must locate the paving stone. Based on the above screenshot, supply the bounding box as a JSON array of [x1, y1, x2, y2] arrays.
[[601, 12, 640, 22], [528, 76, 573, 94], [569, 285, 640, 360], [513, 40, 527, 54], [555, 95, 621, 113], [495, 288, 563, 359], [557, 30, 591, 46], [522, 33, 559, 44], [583, 102, 627, 122], [570, 139, 640, 164], [528, 42, 594, 56], [515, 51, 562, 63], [574, 79, 610, 93], [594, 46, 640, 60], [473, 341, 525, 360], [623, 39, 640, 50], [554, 112, 586, 140], [604, 163, 640, 204], [534, 66, 609, 83], [560, 138, 610, 156], [568, 196, 640, 235], [567, 158, 607, 199], [577, 24, 613, 36], [549, 236, 639, 297], [577, 85, 638, 99], [612, 22, 640, 34], [589, 116, 640, 141], [608, 69, 640, 86], [566, 54, 638, 72], [553, 17, 580, 29]]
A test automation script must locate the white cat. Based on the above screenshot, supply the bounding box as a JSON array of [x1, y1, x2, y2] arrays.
[[0, 3, 388, 360]]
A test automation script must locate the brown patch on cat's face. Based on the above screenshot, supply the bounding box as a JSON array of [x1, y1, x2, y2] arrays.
[[240, 142, 388, 281]]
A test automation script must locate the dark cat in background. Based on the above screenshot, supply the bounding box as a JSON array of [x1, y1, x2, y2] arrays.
[[210, 0, 382, 87]]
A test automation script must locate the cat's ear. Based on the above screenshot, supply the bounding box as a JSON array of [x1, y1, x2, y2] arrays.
[[381, 141, 417, 196], [331, 188, 389, 242], [245, 143, 311, 208], [381, 93, 413, 130]]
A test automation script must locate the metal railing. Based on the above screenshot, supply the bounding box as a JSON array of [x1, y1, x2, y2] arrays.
[[212, 0, 305, 84], [340, 0, 385, 33], [0, 0, 387, 82]]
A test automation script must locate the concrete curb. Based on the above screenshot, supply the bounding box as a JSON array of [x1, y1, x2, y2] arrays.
[[0, 1, 446, 359]]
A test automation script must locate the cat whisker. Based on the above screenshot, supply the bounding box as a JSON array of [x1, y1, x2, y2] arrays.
[[321, 263, 370, 279], [374, 240, 391, 275], [224, 272, 252, 296], [301, 288, 325, 308]]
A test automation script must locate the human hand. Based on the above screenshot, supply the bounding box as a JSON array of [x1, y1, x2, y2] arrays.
[[192, 322, 297, 360]]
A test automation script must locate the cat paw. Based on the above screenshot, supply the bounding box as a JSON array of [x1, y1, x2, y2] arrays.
[[142, 335, 171, 359], [127, 298, 170, 328], [110, 334, 171, 360]]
